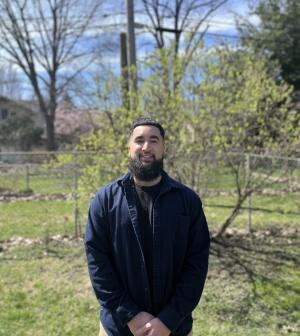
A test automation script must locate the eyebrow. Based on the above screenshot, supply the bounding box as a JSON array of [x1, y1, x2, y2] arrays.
[[134, 135, 160, 141]]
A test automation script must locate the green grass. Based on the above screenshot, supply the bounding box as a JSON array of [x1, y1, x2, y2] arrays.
[[1, 162, 297, 239], [193, 233, 300, 336], [0, 243, 98, 336], [202, 168, 238, 190], [25, 175, 74, 194], [0, 191, 299, 241], [0, 173, 74, 195], [255, 268, 300, 317], [0, 200, 75, 241], [204, 193, 300, 231], [1, 166, 299, 335], [0, 236, 299, 336]]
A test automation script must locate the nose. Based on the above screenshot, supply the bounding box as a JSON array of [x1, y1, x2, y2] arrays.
[[142, 141, 150, 151]]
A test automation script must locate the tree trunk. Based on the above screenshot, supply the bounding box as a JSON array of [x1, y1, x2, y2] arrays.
[[213, 194, 248, 238], [44, 113, 56, 151]]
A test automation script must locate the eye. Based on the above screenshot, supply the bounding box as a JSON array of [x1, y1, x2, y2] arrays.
[[150, 139, 158, 144]]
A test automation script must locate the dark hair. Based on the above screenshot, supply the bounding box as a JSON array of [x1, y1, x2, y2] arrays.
[[130, 117, 165, 139]]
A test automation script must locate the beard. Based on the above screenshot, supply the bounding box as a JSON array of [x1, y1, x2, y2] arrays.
[[128, 156, 164, 181]]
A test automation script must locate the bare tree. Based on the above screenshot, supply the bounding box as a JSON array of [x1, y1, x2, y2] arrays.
[[0, 0, 103, 150], [140, 0, 228, 88]]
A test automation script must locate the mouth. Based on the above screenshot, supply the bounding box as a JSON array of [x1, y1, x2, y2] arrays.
[[139, 154, 154, 163]]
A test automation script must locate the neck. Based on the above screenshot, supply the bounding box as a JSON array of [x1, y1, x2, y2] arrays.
[[133, 175, 162, 187]]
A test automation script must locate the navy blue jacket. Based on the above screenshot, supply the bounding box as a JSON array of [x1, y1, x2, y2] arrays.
[[84, 171, 210, 336]]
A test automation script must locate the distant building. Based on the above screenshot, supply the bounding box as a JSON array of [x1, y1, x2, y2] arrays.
[[0, 96, 44, 152], [0, 96, 44, 127], [55, 95, 101, 148], [0, 95, 102, 152]]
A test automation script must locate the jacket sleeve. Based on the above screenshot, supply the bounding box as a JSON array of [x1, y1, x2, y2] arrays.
[[84, 189, 140, 326], [158, 192, 210, 333]]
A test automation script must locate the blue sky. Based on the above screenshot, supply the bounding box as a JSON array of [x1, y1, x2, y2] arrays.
[[72, 0, 260, 106], [96, 0, 259, 70], [0, 0, 259, 100]]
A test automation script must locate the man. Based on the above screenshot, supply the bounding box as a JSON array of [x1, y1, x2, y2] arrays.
[[85, 118, 210, 336]]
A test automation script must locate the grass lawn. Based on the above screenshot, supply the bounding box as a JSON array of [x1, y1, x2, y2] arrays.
[[195, 234, 300, 336], [204, 193, 300, 231], [0, 242, 98, 336], [1, 169, 299, 335], [0, 234, 299, 336], [0, 192, 299, 242], [0, 173, 74, 195], [0, 200, 75, 241]]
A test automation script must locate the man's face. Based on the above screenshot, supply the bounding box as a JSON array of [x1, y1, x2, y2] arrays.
[[128, 125, 165, 181], [128, 125, 165, 163]]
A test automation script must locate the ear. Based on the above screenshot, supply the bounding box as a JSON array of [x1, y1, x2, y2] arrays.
[[127, 138, 131, 155], [163, 142, 167, 157]]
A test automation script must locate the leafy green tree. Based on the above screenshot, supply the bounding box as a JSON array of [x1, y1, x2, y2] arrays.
[[55, 47, 298, 237], [75, 62, 192, 195], [237, 0, 300, 90], [195, 47, 298, 237]]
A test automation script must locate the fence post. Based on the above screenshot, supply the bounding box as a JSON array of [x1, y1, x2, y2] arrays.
[[73, 152, 80, 238], [245, 153, 252, 233], [25, 164, 30, 191]]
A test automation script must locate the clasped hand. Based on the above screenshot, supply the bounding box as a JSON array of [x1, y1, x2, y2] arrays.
[[128, 311, 171, 336]]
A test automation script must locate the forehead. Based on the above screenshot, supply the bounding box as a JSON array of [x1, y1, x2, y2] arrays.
[[130, 125, 162, 139]]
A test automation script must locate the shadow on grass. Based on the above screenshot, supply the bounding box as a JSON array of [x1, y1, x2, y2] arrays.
[[211, 232, 300, 297], [208, 232, 300, 333]]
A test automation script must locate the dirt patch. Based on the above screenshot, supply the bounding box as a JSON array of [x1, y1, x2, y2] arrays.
[[216, 227, 299, 238], [0, 192, 68, 202], [203, 188, 300, 197], [0, 234, 82, 254]]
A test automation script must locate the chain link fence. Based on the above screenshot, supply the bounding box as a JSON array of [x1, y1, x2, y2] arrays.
[[0, 151, 299, 241]]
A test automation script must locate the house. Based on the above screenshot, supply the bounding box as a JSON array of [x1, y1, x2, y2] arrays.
[[0, 94, 103, 152], [0, 96, 44, 152], [0, 96, 44, 127], [55, 97, 101, 147]]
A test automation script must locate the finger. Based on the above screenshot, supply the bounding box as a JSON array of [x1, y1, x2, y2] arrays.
[[135, 322, 152, 336]]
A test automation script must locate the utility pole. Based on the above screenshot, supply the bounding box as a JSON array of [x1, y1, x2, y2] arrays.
[[120, 32, 129, 109], [126, 0, 137, 94]]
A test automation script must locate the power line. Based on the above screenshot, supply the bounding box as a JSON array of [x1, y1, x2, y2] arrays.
[[0, 9, 283, 42], [0, 14, 243, 30], [0, 4, 292, 37], [0, 18, 240, 39], [1, 12, 292, 48], [202, 31, 239, 39]]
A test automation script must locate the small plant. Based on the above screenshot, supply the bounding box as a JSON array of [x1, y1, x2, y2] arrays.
[[18, 188, 34, 195], [43, 227, 50, 254]]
